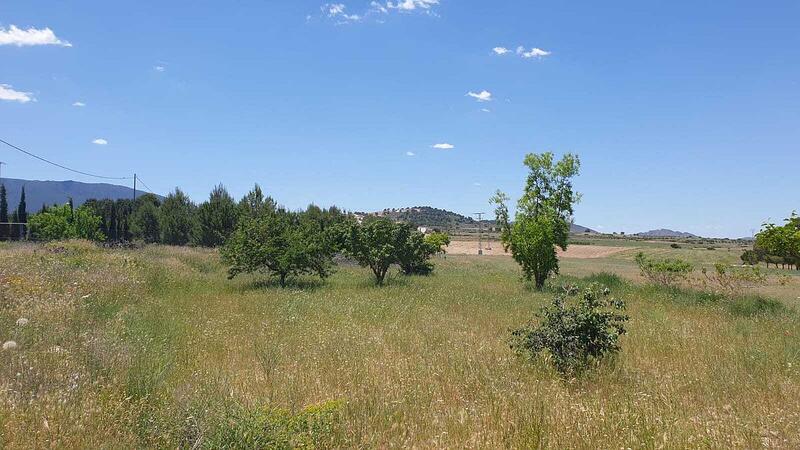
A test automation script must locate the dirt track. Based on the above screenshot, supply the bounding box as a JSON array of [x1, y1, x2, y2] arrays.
[[446, 240, 630, 259]]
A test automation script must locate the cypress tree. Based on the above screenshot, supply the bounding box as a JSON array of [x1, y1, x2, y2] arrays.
[[0, 184, 8, 223], [16, 187, 27, 223]]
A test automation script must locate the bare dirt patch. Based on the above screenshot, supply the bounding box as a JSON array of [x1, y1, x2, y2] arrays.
[[446, 239, 630, 259]]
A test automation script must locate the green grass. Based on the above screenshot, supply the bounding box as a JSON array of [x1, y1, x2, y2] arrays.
[[1, 242, 799, 448]]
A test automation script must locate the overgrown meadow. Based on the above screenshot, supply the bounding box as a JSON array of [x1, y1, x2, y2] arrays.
[[1, 241, 799, 448]]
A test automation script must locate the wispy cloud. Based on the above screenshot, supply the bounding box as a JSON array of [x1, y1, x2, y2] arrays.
[[432, 143, 454, 150], [154, 65, 166, 72], [322, 3, 362, 23], [72, 101, 86, 107], [516, 46, 551, 58], [466, 90, 492, 102], [0, 84, 34, 103], [92, 138, 108, 145], [481, 108, 491, 113], [406, 151, 415, 156], [317, 0, 438, 23], [492, 47, 510, 55], [0, 25, 71, 47]]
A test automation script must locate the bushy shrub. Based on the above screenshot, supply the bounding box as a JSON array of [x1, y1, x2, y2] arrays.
[[670, 243, 681, 249], [635, 252, 693, 287], [510, 283, 628, 376], [700, 263, 767, 295], [424, 231, 451, 255], [397, 227, 438, 275]]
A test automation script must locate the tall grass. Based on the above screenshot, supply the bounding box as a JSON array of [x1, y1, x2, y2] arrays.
[[1, 242, 798, 448]]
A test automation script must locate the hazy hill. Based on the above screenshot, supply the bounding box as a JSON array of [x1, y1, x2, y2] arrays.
[[635, 228, 698, 238], [0, 178, 151, 212], [360, 206, 596, 233]]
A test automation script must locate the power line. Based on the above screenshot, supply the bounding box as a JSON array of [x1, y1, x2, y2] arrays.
[[135, 176, 155, 194], [0, 138, 132, 181]]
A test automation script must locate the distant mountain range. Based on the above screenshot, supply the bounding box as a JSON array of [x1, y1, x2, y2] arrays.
[[0, 178, 148, 212], [634, 229, 698, 238], [359, 206, 597, 233]]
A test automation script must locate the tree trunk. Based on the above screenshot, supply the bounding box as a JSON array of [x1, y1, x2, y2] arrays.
[[279, 273, 287, 287]]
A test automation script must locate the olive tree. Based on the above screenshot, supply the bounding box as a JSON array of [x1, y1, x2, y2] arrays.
[[491, 152, 581, 289]]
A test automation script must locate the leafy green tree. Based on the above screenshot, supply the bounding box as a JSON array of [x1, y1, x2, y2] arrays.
[[159, 188, 196, 245], [130, 194, 161, 243], [491, 152, 581, 289], [425, 231, 451, 255], [0, 184, 8, 223], [28, 204, 105, 241], [342, 218, 407, 285], [221, 209, 335, 287], [16, 187, 27, 223], [238, 184, 276, 219], [193, 184, 238, 247], [396, 224, 437, 275]]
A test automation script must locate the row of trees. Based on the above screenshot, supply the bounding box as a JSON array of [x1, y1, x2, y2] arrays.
[[745, 212, 800, 270], [222, 208, 447, 286]]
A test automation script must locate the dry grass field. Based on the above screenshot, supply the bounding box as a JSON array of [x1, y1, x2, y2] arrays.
[[1, 240, 799, 448]]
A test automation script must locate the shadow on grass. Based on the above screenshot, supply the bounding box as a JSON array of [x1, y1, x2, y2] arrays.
[[239, 277, 327, 292]]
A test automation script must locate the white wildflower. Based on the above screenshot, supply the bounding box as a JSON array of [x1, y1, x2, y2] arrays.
[[16, 317, 29, 326], [3, 341, 18, 350]]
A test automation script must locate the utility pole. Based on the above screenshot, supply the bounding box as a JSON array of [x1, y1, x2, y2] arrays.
[[474, 212, 485, 255], [133, 173, 137, 201], [0, 161, 5, 184]]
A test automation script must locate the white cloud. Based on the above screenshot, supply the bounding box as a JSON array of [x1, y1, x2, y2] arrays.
[[369, 1, 389, 13], [517, 46, 551, 58], [72, 101, 86, 107], [466, 90, 492, 102], [406, 151, 415, 156], [92, 138, 108, 145], [154, 65, 165, 72], [0, 25, 71, 47], [493, 47, 510, 55], [387, 0, 439, 11], [473, 182, 482, 186], [481, 108, 491, 113], [432, 143, 454, 150], [0, 84, 34, 103]]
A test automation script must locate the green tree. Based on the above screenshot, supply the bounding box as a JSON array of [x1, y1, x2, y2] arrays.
[[0, 184, 8, 223], [238, 184, 276, 219], [130, 194, 161, 243], [28, 204, 105, 241], [221, 209, 335, 287], [193, 184, 238, 247], [491, 152, 581, 289], [159, 188, 196, 245], [396, 224, 437, 275], [424, 231, 451, 255], [342, 218, 406, 285], [16, 187, 27, 223]]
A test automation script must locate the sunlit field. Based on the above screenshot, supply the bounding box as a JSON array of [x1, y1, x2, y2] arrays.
[[2, 241, 799, 448]]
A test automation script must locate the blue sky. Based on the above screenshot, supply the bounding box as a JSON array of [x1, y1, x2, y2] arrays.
[[1, 0, 798, 238]]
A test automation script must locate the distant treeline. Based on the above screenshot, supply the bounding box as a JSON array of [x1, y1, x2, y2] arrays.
[[0, 184, 28, 240]]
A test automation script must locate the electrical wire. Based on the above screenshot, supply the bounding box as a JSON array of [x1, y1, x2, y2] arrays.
[[0, 138, 132, 180]]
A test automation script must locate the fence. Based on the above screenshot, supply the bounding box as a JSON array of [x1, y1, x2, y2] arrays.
[[0, 223, 29, 241]]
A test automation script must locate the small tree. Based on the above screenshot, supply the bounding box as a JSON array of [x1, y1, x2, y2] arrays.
[[221, 209, 335, 287], [491, 153, 581, 289], [511, 283, 628, 376], [193, 184, 238, 247], [159, 188, 195, 245], [425, 231, 451, 256], [396, 224, 437, 275], [342, 218, 405, 285]]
